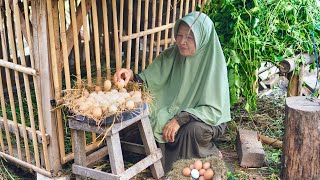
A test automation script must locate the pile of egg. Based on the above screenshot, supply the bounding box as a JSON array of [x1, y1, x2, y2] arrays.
[[181, 160, 215, 180], [74, 79, 143, 118]]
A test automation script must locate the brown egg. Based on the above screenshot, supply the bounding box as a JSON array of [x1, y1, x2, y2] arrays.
[[194, 160, 203, 170], [189, 164, 194, 169], [199, 168, 206, 176], [203, 168, 215, 180], [181, 167, 191, 177], [92, 107, 102, 118], [95, 85, 102, 92], [199, 176, 205, 180], [202, 162, 211, 170], [103, 80, 112, 91]]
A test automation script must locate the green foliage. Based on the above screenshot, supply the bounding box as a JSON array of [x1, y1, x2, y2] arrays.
[[203, 0, 320, 111]]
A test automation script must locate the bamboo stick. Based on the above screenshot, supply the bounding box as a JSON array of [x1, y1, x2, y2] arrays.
[[81, 0, 92, 85], [191, 0, 195, 11], [47, 0, 65, 170], [164, 0, 171, 49], [112, 0, 121, 70], [171, 0, 177, 46], [147, 0, 156, 65], [18, 0, 47, 168], [102, 0, 111, 80], [121, 23, 174, 42], [70, 0, 82, 87], [0, 60, 36, 75], [58, 0, 71, 89], [0, 151, 52, 177], [1, 5, 29, 163], [0, 128, 4, 153], [1, 5, 22, 161], [179, 0, 184, 19], [52, 0, 62, 90], [0, 69, 12, 155], [91, 0, 101, 85], [156, 0, 163, 56], [134, 0, 141, 74], [185, 0, 190, 15], [119, 0, 124, 68], [23, 0, 34, 68], [126, 0, 133, 69], [141, 0, 150, 70]]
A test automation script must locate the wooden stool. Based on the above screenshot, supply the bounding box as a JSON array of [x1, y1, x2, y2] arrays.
[[69, 107, 164, 180]]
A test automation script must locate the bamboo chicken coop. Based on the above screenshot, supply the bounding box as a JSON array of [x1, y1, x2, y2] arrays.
[[0, 0, 202, 178]]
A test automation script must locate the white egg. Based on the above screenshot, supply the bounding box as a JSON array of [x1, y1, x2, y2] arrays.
[[191, 169, 200, 179]]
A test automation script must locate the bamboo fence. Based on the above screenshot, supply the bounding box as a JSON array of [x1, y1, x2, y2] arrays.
[[0, 0, 202, 177]]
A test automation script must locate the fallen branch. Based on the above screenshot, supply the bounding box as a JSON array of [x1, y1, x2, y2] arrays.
[[258, 134, 282, 149]]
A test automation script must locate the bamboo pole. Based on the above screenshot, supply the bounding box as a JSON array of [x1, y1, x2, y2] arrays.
[[58, 0, 71, 89], [0, 128, 4, 153], [134, 0, 141, 74], [0, 151, 52, 177], [171, 0, 177, 46], [185, 0, 190, 15], [1, 3, 30, 163], [0, 60, 36, 75], [119, 0, 124, 68], [121, 23, 174, 42], [32, 0, 50, 170], [81, 0, 92, 85], [147, 0, 156, 65], [155, 0, 163, 56], [164, 0, 171, 49], [102, 0, 111, 80], [191, 0, 195, 12], [179, 0, 184, 19], [52, 0, 62, 90], [16, 0, 46, 168], [47, 0, 64, 169], [91, 0, 101, 85], [126, 0, 133, 69], [141, 0, 150, 70], [5, 1, 24, 159], [112, 0, 121, 70], [70, 0, 82, 87]]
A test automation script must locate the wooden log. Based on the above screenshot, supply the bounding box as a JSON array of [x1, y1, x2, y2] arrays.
[[279, 53, 315, 73], [281, 96, 320, 179]]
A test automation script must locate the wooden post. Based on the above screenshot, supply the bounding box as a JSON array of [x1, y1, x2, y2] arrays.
[[281, 96, 320, 179], [32, 0, 62, 175]]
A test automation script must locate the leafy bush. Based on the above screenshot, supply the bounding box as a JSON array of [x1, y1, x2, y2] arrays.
[[203, 0, 320, 111]]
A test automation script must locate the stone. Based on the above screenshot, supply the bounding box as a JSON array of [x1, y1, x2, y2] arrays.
[[236, 128, 265, 168]]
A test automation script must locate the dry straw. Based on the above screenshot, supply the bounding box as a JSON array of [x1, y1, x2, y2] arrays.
[[167, 156, 228, 180]]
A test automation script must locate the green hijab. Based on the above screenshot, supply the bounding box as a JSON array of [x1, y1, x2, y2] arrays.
[[138, 12, 231, 143]]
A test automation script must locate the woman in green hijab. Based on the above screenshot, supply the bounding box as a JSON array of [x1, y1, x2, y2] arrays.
[[114, 11, 231, 173]]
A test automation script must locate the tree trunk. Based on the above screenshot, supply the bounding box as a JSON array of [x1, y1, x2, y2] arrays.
[[281, 96, 320, 180]]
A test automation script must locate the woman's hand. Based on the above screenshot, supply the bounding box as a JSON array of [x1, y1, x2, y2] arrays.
[[163, 118, 180, 142], [113, 68, 134, 86]]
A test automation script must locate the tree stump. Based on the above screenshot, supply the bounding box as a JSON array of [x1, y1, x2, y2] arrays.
[[281, 96, 320, 180]]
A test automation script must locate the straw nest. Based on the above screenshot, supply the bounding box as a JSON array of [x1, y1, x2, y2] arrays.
[[166, 156, 228, 180], [61, 80, 153, 125]]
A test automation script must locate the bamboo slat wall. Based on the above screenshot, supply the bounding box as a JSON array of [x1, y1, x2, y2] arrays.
[[0, 0, 201, 177]]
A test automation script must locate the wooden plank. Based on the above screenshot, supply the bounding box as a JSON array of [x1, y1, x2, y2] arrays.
[[138, 117, 164, 179], [85, 145, 108, 166], [72, 164, 119, 180], [0, 117, 50, 144], [107, 133, 125, 175], [121, 141, 145, 154], [31, 0, 62, 173], [63, 140, 104, 163], [121, 149, 163, 180], [72, 129, 87, 180]]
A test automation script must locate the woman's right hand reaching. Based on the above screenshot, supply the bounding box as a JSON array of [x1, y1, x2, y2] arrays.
[[113, 68, 134, 87]]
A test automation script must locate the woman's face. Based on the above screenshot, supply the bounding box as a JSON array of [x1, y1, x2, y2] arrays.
[[176, 23, 196, 57]]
